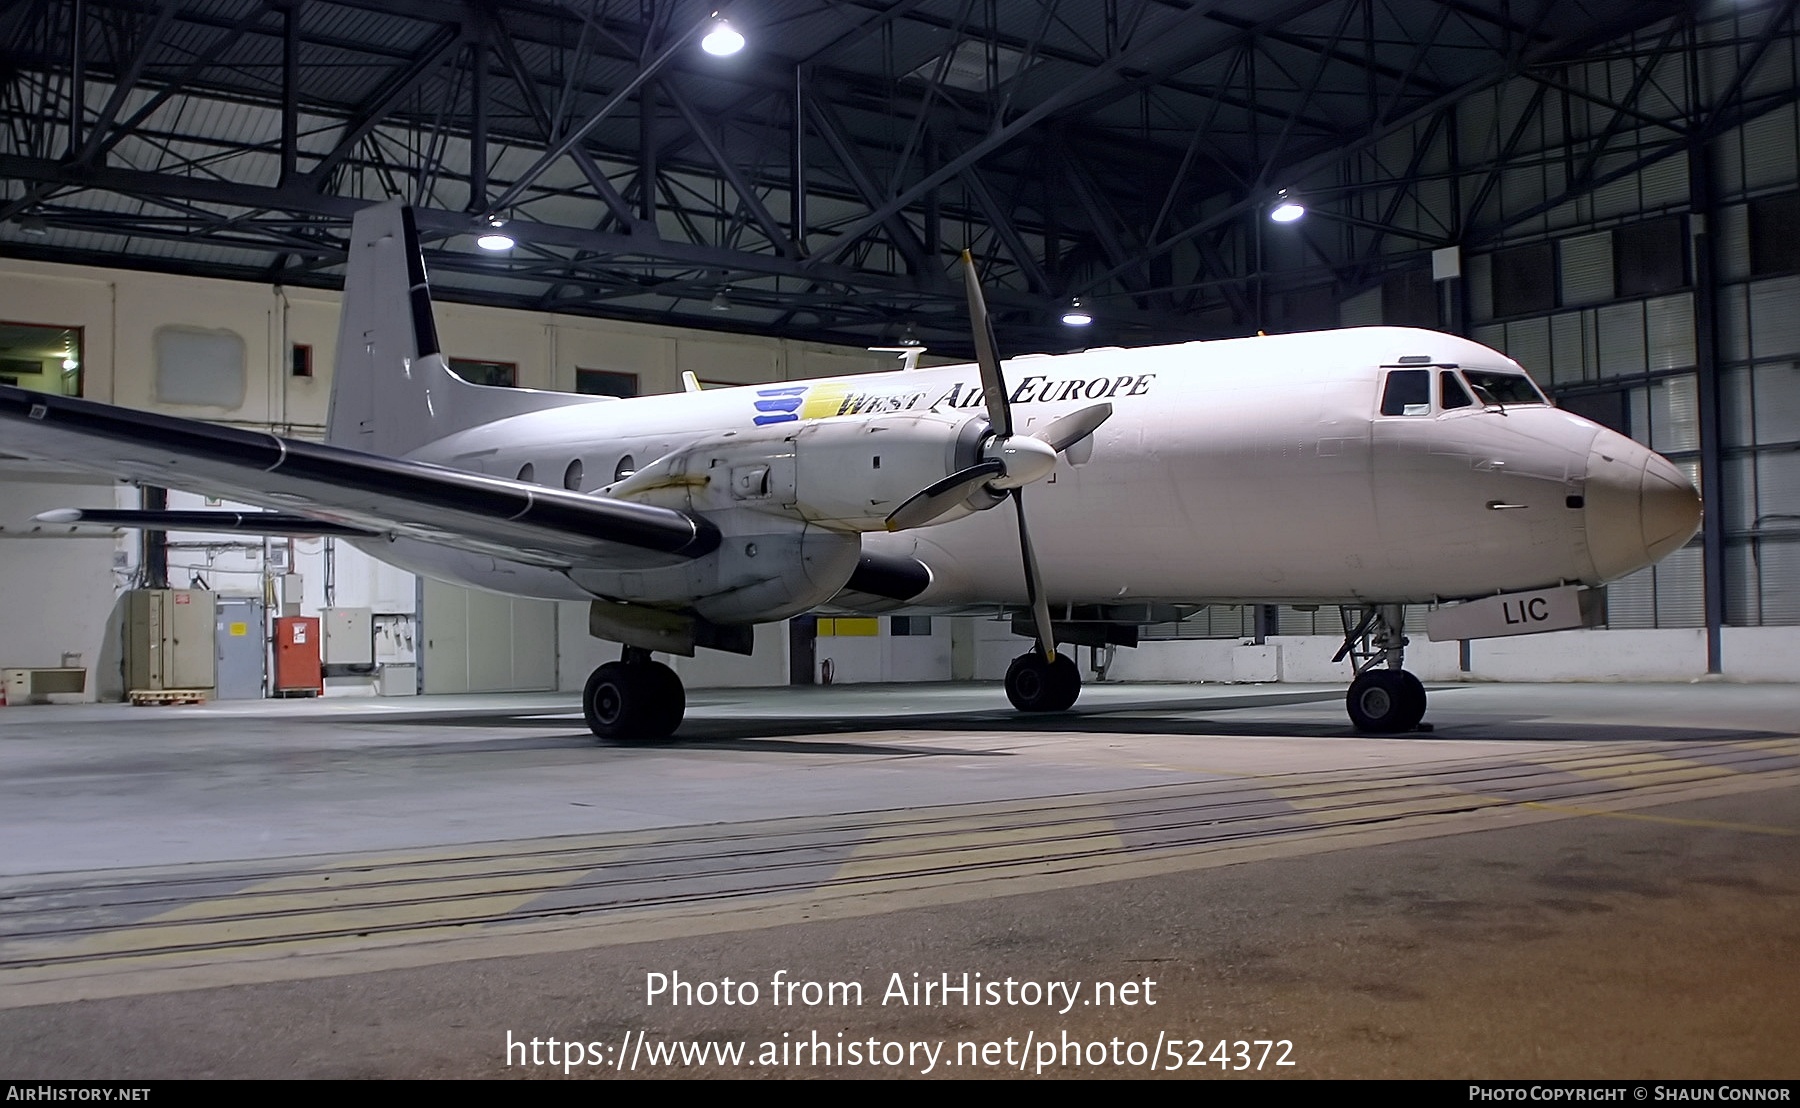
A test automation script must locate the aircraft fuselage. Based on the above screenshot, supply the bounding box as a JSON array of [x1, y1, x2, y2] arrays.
[[391, 326, 1697, 612]]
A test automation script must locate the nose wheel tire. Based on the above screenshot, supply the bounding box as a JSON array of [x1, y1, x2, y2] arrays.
[[1005, 651, 1082, 712], [584, 659, 685, 741], [1346, 669, 1427, 733]]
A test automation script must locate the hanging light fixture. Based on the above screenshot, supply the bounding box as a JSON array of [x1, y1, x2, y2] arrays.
[[476, 217, 515, 251], [1061, 298, 1093, 327], [1269, 189, 1305, 223], [711, 289, 732, 311], [701, 14, 745, 56]]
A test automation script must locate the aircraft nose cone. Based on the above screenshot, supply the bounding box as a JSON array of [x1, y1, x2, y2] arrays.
[[1642, 452, 1703, 561], [1582, 430, 1702, 582]]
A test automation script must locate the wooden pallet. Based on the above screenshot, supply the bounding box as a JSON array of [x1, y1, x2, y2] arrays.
[[128, 688, 209, 706]]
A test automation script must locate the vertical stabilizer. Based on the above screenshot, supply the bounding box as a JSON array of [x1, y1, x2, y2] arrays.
[[326, 201, 591, 457]]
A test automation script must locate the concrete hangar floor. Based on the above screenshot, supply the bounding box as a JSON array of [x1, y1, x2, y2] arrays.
[[0, 681, 1795, 1080]]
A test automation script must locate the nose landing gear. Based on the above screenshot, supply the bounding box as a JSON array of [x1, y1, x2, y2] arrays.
[[1005, 649, 1082, 712], [1336, 604, 1428, 733]]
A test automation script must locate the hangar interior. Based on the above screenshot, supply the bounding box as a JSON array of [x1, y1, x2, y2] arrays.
[[2, 0, 1798, 698]]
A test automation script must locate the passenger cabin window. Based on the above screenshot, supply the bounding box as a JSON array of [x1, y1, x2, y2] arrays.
[[1380, 369, 1431, 416], [1441, 371, 1474, 409]]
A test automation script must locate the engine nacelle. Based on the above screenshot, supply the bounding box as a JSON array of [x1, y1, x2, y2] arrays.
[[607, 411, 1001, 532]]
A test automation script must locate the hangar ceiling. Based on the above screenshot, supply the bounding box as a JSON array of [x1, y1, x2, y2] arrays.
[[0, 0, 1772, 353]]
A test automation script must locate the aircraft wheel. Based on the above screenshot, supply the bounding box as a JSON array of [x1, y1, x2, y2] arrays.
[[583, 661, 682, 741], [1346, 669, 1427, 733], [1005, 651, 1081, 712], [645, 661, 686, 738]]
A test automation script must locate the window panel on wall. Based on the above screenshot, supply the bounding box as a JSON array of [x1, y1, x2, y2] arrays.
[[1755, 539, 1800, 625], [1560, 232, 1614, 305], [1741, 105, 1799, 192], [1644, 294, 1696, 370], [1627, 387, 1651, 447], [1723, 454, 1759, 534], [1749, 276, 1800, 358], [575, 368, 638, 398], [1652, 545, 1706, 628], [1721, 366, 1756, 448], [1725, 540, 1761, 626], [1751, 361, 1800, 443], [1504, 318, 1550, 379], [1558, 388, 1629, 436], [1550, 312, 1589, 386], [1492, 243, 1557, 317], [1748, 193, 1800, 276], [1639, 151, 1689, 210], [154, 325, 246, 408], [1758, 451, 1800, 517], [0, 321, 83, 397], [1595, 301, 1648, 376], [1604, 565, 1656, 628], [1382, 269, 1437, 329], [1339, 286, 1382, 327], [1616, 218, 1688, 298], [448, 358, 517, 387], [1648, 374, 1700, 454]]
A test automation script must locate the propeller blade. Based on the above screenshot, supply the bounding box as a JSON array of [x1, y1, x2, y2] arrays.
[[1011, 487, 1056, 661], [961, 250, 1011, 437], [885, 460, 1005, 532], [1034, 402, 1113, 453]]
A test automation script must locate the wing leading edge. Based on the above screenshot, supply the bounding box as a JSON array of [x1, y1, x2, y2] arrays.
[[0, 384, 718, 570]]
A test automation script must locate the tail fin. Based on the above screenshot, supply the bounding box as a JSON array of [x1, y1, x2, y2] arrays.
[[326, 201, 591, 457]]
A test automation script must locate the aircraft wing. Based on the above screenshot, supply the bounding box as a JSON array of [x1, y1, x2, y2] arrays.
[[0, 385, 718, 570]]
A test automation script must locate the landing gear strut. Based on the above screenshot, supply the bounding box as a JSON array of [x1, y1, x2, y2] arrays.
[[1336, 604, 1427, 733], [583, 646, 685, 741], [1005, 650, 1081, 712]]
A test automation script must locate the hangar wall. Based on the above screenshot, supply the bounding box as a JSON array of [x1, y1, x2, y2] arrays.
[[0, 256, 895, 699]]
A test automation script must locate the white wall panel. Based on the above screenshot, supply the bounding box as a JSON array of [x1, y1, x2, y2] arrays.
[[1596, 301, 1648, 376], [1749, 276, 1800, 358], [1560, 232, 1614, 305]]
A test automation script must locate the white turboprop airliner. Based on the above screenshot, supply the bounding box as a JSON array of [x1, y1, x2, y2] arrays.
[[0, 202, 1702, 739]]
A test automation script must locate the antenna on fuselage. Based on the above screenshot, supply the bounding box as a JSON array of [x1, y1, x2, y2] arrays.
[[868, 345, 926, 371]]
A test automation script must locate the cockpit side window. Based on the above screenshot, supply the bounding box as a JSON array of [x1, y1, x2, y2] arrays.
[[1440, 371, 1474, 409], [1380, 369, 1432, 416], [1463, 368, 1547, 405]]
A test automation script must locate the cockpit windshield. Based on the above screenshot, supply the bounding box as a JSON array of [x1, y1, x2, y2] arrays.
[[1462, 369, 1546, 406]]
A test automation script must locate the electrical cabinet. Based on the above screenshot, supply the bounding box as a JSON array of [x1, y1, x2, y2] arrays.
[[273, 616, 322, 696], [125, 589, 217, 693]]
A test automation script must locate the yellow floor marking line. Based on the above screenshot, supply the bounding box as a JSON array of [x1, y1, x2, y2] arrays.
[[1515, 801, 1800, 836], [832, 806, 1122, 881], [1538, 749, 1740, 788]]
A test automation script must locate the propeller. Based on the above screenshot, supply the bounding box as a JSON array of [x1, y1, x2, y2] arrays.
[[885, 251, 1110, 662]]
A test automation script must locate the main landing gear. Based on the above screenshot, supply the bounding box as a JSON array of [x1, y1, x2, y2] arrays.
[[1005, 650, 1082, 712], [583, 646, 685, 741], [1336, 603, 1427, 733]]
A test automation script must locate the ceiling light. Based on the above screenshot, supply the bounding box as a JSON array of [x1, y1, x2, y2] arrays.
[[61, 355, 79, 370], [1061, 298, 1093, 327], [701, 16, 744, 56], [476, 218, 514, 251], [1269, 190, 1305, 223], [19, 214, 48, 236], [711, 289, 732, 311]]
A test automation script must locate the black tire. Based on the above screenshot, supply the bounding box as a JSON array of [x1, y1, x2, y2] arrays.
[[583, 661, 683, 741], [1006, 651, 1081, 712], [645, 661, 686, 738], [1346, 668, 1427, 733]]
